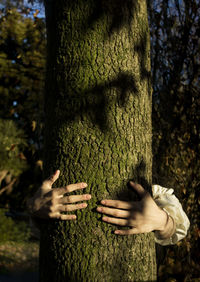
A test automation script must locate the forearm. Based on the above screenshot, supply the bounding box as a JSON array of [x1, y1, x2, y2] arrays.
[[155, 208, 176, 240]]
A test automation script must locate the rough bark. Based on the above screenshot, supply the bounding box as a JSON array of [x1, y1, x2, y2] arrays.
[[41, 0, 156, 281]]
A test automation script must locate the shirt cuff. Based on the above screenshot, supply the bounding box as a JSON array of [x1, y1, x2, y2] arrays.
[[152, 185, 190, 246]]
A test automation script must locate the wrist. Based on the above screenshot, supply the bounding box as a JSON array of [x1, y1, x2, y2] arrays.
[[156, 207, 169, 232], [156, 208, 176, 239]]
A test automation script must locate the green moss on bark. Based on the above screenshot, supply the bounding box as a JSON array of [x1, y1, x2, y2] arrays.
[[41, 0, 156, 281]]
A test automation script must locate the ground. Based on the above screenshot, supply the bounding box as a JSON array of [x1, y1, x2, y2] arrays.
[[0, 241, 39, 282]]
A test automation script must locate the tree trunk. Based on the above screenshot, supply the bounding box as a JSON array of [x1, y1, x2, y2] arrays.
[[41, 0, 156, 281]]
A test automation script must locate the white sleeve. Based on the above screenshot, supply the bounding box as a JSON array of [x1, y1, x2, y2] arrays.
[[152, 184, 190, 246]]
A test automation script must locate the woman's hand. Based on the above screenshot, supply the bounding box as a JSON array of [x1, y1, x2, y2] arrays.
[[97, 181, 170, 235], [27, 170, 91, 220]]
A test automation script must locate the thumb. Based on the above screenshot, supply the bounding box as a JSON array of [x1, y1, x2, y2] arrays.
[[129, 181, 148, 198], [42, 170, 60, 190]]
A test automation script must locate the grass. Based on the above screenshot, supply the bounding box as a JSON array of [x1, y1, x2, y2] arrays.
[[0, 208, 39, 275], [0, 241, 39, 274]]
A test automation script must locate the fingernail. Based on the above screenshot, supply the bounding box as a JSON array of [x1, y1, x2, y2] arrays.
[[130, 181, 134, 185], [82, 183, 87, 187], [82, 203, 87, 208], [96, 207, 102, 212], [115, 230, 120, 234], [86, 194, 91, 200], [101, 200, 106, 205], [72, 215, 76, 220], [102, 217, 107, 221]]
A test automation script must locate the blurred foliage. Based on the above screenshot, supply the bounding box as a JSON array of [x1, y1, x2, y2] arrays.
[[0, 1, 46, 124], [148, 0, 200, 280], [0, 0, 199, 280], [0, 208, 30, 242], [0, 0, 45, 207], [0, 118, 27, 176]]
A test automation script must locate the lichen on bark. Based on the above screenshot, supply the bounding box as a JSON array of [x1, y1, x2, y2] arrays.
[[41, 0, 156, 281]]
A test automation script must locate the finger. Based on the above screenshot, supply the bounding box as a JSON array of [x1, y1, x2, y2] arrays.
[[60, 214, 77, 220], [102, 216, 131, 226], [97, 206, 131, 218], [59, 203, 88, 212], [100, 199, 133, 210], [42, 170, 60, 189], [114, 228, 140, 235], [60, 194, 91, 204], [64, 182, 88, 193], [49, 212, 77, 220], [129, 181, 148, 198]]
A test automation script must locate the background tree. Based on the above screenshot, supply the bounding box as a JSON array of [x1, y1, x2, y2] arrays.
[[0, 0, 46, 207], [148, 0, 200, 280], [40, 0, 156, 281], [0, 119, 27, 195]]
